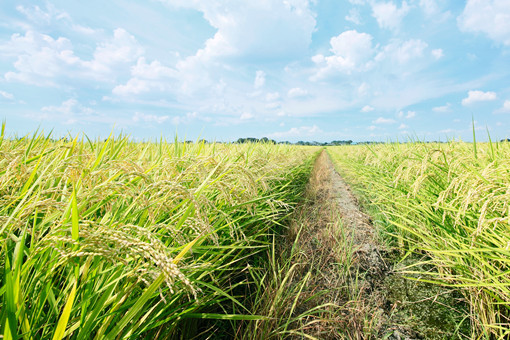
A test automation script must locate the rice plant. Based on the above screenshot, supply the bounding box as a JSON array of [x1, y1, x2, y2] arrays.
[[328, 140, 510, 338], [0, 125, 318, 339]]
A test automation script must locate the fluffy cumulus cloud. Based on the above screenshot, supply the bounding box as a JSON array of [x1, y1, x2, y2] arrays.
[[371, 1, 410, 31], [161, 0, 316, 60], [462, 90, 497, 105], [113, 57, 177, 96], [1, 28, 143, 86], [312, 30, 374, 78], [143, 1, 316, 98], [458, 0, 510, 45]]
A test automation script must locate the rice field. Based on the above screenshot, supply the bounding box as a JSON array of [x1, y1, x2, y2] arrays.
[[328, 140, 510, 339], [0, 124, 319, 339], [2, 121, 510, 339]]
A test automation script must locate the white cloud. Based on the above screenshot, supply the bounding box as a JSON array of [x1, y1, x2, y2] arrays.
[[458, 0, 510, 46], [172, 111, 199, 125], [503, 100, 510, 111], [16, 5, 55, 24], [265, 102, 282, 110], [269, 125, 322, 139], [433, 103, 452, 112], [371, 1, 410, 31], [2, 29, 143, 86], [133, 112, 170, 124], [432, 48, 444, 59], [288, 87, 309, 98], [367, 125, 377, 131], [358, 82, 370, 96], [461, 90, 497, 105], [312, 30, 374, 78], [240, 112, 254, 120], [0, 90, 14, 100], [419, 0, 439, 16], [330, 30, 374, 67], [131, 57, 176, 79], [373, 117, 396, 124], [15, 4, 75, 26], [92, 28, 144, 70], [254, 70, 266, 89], [361, 105, 374, 112], [41, 99, 95, 124], [377, 39, 428, 64], [419, 0, 451, 21], [495, 100, 510, 113], [113, 57, 177, 96], [42, 99, 93, 114], [398, 123, 408, 129], [346, 8, 362, 25], [159, 0, 316, 95], [266, 92, 280, 101], [15, 3, 100, 35], [397, 110, 416, 119]]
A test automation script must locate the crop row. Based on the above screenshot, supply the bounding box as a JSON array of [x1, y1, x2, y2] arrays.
[[0, 127, 317, 339], [329, 141, 510, 338]]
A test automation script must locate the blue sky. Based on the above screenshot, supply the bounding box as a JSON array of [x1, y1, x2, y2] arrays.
[[0, 0, 509, 142]]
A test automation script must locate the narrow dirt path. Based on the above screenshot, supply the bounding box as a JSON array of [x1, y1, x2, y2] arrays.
[[322, 150, 388, 276], [311, 150, 398, 338], [287, 150, 400, 339]]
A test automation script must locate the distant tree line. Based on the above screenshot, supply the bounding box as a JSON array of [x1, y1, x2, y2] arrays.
[[236, 137, 277, 144], [295, 140, 353, 146], [235, 138, 354, 146]]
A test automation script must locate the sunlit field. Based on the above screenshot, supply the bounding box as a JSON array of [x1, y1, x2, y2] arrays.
[[329, 140, 510, 338], [0, 124, 318, 339], [2, 121, 510, 339]]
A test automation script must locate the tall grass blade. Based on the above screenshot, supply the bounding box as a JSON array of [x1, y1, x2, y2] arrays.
[[52, 281, 77, 340]]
